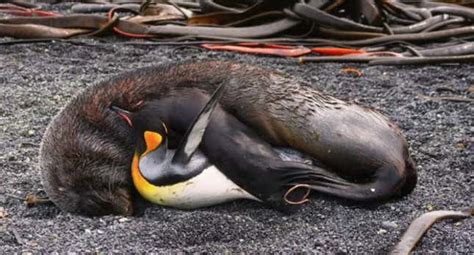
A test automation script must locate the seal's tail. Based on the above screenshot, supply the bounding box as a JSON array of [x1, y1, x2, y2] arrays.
[[270, 161, 411, 205]]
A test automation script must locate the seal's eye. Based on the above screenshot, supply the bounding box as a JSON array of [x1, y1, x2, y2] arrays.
[[143, 131, 163, 156]]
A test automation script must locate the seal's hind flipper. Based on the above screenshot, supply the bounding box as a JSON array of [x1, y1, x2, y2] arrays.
[[270, 161, 407, 204]]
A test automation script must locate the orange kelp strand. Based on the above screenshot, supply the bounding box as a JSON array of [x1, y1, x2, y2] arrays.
[[202, 43, 311, 57], [311, 47, 366, 56]]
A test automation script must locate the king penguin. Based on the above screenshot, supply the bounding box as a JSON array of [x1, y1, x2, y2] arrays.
[[114, 84, 260, 208]]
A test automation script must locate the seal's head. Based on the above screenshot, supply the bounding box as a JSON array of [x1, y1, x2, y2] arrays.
[[40, 102, 137, 216], [40, 155, 134, 216]]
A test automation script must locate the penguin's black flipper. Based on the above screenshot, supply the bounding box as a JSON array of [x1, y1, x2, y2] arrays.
[[172, 83, 226, 165]]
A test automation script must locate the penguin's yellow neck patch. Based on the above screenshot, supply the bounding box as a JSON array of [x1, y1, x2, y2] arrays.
[[131, 153, 154, 199], [131, 153, 186, 205], [143, 131, 162, 155]]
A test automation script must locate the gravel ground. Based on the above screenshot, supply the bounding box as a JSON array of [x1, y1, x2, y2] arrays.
[[0, 38, 472, 253]]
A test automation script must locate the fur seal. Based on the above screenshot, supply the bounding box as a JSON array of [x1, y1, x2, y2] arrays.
[[40, 61, 417, 215]]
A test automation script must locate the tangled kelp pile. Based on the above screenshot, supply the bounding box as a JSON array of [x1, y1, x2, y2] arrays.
[[1, 0, 473, 64]]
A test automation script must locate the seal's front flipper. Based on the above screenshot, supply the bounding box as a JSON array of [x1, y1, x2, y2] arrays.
[[172, 83, 226, 165]]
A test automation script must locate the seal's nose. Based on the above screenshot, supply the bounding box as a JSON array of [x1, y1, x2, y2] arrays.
[[114, 188, 134, 216]]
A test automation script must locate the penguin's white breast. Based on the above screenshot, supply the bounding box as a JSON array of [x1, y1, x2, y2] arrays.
[[145, 166, 260, 209]]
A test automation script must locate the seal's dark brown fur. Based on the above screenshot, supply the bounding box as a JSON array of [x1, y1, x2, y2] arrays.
[[40, 61, 416, 215]]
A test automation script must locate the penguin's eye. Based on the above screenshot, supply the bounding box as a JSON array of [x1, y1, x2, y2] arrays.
[[161, 122, 168, 134], [143, 131, 163, 155]]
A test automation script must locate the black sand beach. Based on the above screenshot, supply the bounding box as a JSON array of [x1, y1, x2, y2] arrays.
[[0, 38, 472, 253]]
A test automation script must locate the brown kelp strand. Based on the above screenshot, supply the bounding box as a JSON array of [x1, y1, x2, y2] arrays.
[[390, 209, 473, 255]]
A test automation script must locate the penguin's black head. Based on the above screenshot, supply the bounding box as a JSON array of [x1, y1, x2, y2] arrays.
[[112, 105, 169, 156], [111, 103, 180, 189]]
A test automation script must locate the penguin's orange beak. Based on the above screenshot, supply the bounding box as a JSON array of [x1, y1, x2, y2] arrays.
[[111, 106, 133, 127], [136, 130, 168, 186], [143, 131, 163, 156]]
